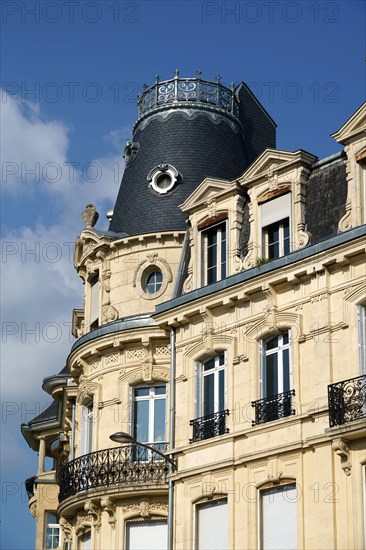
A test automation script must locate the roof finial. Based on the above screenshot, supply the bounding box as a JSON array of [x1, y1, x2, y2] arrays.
[[216, 74, 222, 84], [155, 74, 159, 84], [174, 69, 179, 79], [196, 69, 202, 78]]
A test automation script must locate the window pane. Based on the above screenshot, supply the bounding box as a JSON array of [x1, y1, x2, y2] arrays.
[[203, 358, 215, 372], [265, 353, 278, 397], [218, 353, 225, 366], [135, 400, 149, 442], [282, 349, 290, 393], [203, 373, 215, 415], [135, 387, 149, 397], [47, 512, 58, 524], [282, 332, 289, 345], [266, 335, 279, 351], [154, 385, 166, 395], [154, 399, 166, 442]]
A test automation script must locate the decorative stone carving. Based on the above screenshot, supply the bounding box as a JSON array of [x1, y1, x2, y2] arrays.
[[338, 203, 352, 232], [84, 501, 102, 532], [332, 439, 352, 475], [82, 204, 99, 229], [101, 497, 117, 528], [29, 500, 37, 518], [101, 304, 118, 324], [59, 517, 73, 538], [133, 254, 173, 300], [77, 381, 98, 404]]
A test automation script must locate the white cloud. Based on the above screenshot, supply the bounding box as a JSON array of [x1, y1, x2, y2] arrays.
[[1, 93, 130, 405]]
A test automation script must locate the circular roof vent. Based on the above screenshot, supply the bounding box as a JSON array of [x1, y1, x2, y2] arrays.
[[147, 163, 179, 195]]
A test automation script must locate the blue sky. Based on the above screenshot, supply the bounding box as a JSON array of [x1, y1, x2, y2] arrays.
[[1, 1, 365, 548]]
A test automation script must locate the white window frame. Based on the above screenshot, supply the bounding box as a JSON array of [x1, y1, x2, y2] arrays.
[[44, 512, 60, 550], [195, 353, 226, 418], [79, 531, 91, 550], [260, 193, 291, 260], [262, 217, 290, 260], [133, 385, 167, 447], [201, 221, 227, 286], [80, 401, 94, 456], [260, 331, 292, 399]]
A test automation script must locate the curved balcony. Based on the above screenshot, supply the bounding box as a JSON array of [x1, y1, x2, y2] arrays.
[[137, 71, 239, 122], [59, 444, 169, 502]]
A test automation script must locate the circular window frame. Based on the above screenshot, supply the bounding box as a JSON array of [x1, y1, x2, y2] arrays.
[[123, 140, 139, 166], [143, 268, 163, 295], [133, 256, 172, 300], [147, 163, 179, 195]]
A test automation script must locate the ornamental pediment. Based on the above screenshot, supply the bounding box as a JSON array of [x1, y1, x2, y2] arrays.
[[179, 178, 232, 213], [331, 101, 366, 145], [239, 148, 316, 186]]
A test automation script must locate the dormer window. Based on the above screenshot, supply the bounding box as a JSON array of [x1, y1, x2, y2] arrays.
[[201, 220, 227, 285], [260, 193, 291, 260]]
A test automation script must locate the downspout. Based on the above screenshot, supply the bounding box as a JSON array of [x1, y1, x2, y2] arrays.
[[168, 326, 176, 550]]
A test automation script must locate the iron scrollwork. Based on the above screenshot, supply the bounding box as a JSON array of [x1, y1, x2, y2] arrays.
[[138, 76, 239, 119], [251, 390, 295, 426], [59, 443, 169, 502], [328, 374, 366, 427], [189, 409, 229, 443]]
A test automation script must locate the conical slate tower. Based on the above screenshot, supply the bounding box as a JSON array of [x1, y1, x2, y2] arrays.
[[109, 71, 276, 235]]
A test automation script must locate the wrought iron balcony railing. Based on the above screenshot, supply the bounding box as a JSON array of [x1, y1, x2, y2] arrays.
[[59, 443, 169, 502], [328, 374, 366, 427], [25, 476, 36, 499], [137, 71, 239, 120], [189, 409, 229, 443], [251, 390, 295, 426]]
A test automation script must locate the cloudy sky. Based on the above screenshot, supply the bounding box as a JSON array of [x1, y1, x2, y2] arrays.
[[1, 1, 365, 548]]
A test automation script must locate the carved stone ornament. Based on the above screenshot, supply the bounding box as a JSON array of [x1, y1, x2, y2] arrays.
[[332, 438, 352, 476], [101, 497, 117, 528], [77, 381, 97, 405], [133, 254, 173, 300], [29, 500, 37, 518], [338, 203, 352, 233], [59, 517, 73, 537], [82, 204, 99, 229], [84, 501, 102, 532], [101, 304, 118, 324]]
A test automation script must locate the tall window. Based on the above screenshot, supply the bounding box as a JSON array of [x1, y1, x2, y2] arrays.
[[260, 193, 291, 260], [358, 305, 366, 375], [201, 222, 227, 285], [134, 385, 167, 449], [126, 521, 167, 550], [261, 484, 297, 550], [80, 402, 94, 456], [199, 354, 226, 417], [45, 512, 60, 549], [261, 332, 291, 398], [196, 498, 228, 550], [190, 354, 228, 442], [89, 273, 99, 331], [252, 331, 293, 425]]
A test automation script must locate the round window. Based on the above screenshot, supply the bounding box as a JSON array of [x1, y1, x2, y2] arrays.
[[147, 163, 179, 195], [156, 173, 173, 191], [144, 270, 163, 294]]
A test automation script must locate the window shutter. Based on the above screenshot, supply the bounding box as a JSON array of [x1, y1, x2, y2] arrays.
[[358, 305, 366, 375], [261, 485, 297, 550], [126, 521, 167, 550], [261, 193, 290, 227], [197, 499, 228, 550]]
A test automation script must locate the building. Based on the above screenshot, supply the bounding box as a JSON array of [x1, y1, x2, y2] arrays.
[[22, 73, 366, 550]]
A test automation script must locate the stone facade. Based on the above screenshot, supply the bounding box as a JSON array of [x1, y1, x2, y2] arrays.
[[21, 82, 366, 550]]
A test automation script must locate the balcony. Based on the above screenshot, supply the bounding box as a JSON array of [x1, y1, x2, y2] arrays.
[[328, 374, 366, 427], [189, 409, 229, 443], [59, 443, 169, 502], [251, 390, 295, 426]]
